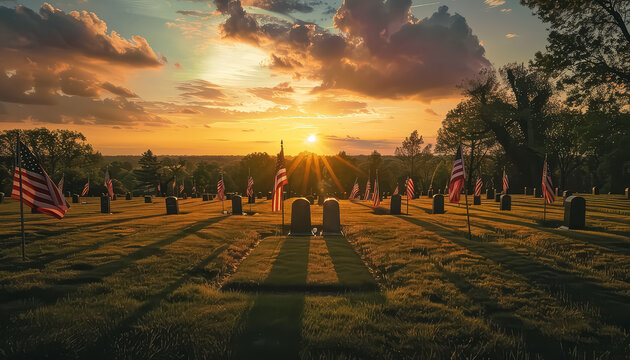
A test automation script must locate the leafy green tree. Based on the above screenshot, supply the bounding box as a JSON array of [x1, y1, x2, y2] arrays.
[[134, 150, 161, 193], [395, 130, 427, 181], [522, 0, 630, 104]]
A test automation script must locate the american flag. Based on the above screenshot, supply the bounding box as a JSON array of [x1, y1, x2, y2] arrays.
[[81, 179, 89, 196], [247, 176, 254, 197], [217, 175, 225, 201], [104, 170, 114, 199], [179, 184, 185, 194], [349, 178, 359, 200], [373, 177, 380, 207], [475, 178, 483, 197], [272, 142, 288, 212], [57, 174, 64, 193], [448, 145, 465, 203], [157, 183, 161, 192], [542, 156, 554, 204], [502, 169, 509, 193], [11, 141, 69, 219], [406, 178, 414, 200], [363, 179, 371, 201], [393, 185, 399, 196]]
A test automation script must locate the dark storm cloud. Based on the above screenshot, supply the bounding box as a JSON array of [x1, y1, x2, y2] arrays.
[[214, 1, 491, 100]]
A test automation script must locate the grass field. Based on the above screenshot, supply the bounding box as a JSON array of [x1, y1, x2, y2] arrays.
[[1, 193, 629, 359]]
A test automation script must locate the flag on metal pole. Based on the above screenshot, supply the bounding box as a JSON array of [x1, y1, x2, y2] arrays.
[[179, 184, 185, 194], [502, 168, 509, 194], [217, 175, 225, 201], [363, 178, 371, 201], [448, 146, 465, 204], [542, 155, 554, 221], [104, 170, 114, 199], [405, 178, 414, 200], [272, 141, 288, 212], [373, 171, 380, 207], [475, 178, 483, 197], [247, 176, 254, 197], [81, 178, 90, 196], [393, 185, 399, 196], [349, 178, 359, 200]]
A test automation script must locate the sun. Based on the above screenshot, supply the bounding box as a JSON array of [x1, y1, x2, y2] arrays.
[[306, 134, 317, 143]]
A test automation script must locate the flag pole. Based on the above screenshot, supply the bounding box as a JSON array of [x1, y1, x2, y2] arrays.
[[543, 154, 547, 223], [462, 143, 472, 241], [281, 140, 285, 236], [17, 134, 26, 260], [406, 178, 409, 215], [248, 167, 252, 213]]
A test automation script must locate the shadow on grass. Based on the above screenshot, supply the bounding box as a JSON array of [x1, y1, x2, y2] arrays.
[[0, 215, 229, 307], [396, 215, 630, 329], [230, 237, 309, 359]]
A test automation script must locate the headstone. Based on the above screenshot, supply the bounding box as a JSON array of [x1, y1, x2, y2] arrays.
[[523, 187, 528, 195], [248, 195, 255, 204], [532, 188, 537, 198], [66, 191, 71, 198], [232, 195, 243, 215], [592, 186, 599, 195], [495, 194, 501, 203], [500, 194, 511, 211], [486, 188, 495, 200], [100, 195, 110, 214], [626, 188, 629, 199], [534, 188, 542, 198], [427, 189, 434, 198], [289, 198, 313, 236], [0, 192, 4, 204], [72, 194, 80, 204], [473, 195, 481, 205], [182, 194, 187, 200], [306, 195, 314, 205], [564, 196, 585, 230], [317, 194, 324, 206], [555, 187, 559, 197], [257, 192, 262, 199], [283, 191, 288, 200], [563, 190, 573, 199], [202, 194, 209, 201], [438, 188, 442, 194], [322, 198, 342, 235], [267, 192, 272, 200], [145, 196, 152, 203], [165, 196, 179, 215], [126, 192, 132, 200], [343, 192, 348, 200], [390, 194, 401, 215], [432, 194, 444, 214]]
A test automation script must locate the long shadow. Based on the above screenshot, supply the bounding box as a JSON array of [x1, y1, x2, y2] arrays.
[[82, 244, 229, 359], [0, 215, 229, 308], [231, 237, 309, 359], [323, 236, 379, 292], [396, 215, 630, 328]]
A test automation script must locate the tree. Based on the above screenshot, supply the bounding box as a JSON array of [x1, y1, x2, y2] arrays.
[[522, 0, 630, 104], [134, 150, 161, 193], [395, 130, 426, 181], [436, 99, 496, 192], [367, 150, 382, 178], [545, 109, 584, 190]]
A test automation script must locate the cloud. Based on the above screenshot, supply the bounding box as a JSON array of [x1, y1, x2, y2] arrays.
[[101, 82, 138, 97], [505, 33, 518, 38], [322, 135, 399, 151], [484, 0, 505, 7], [174, 62, 183, 69], [214, 1, 490, 101], [500, 8, 512, 13], [177, 79, 226, 100], [248, 82, 295, 105], [425, 108, 440, 116], [303, 97, 370, 116], [176, 10, 214, 18]]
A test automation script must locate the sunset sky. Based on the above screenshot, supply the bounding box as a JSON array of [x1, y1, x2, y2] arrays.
[[0, 0, 548, 155]]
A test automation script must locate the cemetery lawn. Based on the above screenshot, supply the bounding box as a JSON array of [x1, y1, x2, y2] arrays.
[[0, 194, 629, 359]]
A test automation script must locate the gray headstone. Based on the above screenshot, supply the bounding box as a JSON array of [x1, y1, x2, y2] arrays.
[[486, 188, 495, 200], [564, 196, 585, 229], [495, 194, 501, 203], [145, 196, 152, 203], [563, 190, 573, 199], [473, 195, 481, 205], [626, 188, 629, 199], [592, 186, 599, 195], [524, 187, 528, 195], [72, 194, 80, 204], [126, 192, 132, 200], [166, 196, 179, 215], [289, 198, 313, 236], [390, 194, 401, 215], [317, 194, 324, 206], [322, 198, 342, 235], [257, 192, 262, 199], [100, 195, 110, 214], [66, 191, 71, 198], [202, 194, 209, 201], [232, 195, 243, 215], [0, 192, 4, 204], [248, 195, 255, 204], [555, 187, 559, 197], [500, 194, 511, 211], [432, 194, 444, 214], [306, 195, 314, 205], [267, 192, 272, 200]]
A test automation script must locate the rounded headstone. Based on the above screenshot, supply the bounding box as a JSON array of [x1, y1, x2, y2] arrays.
[[202, 194, 209, 201], [126, 192, 132, 200], [486, 188, 495, 200], [257, 192, 262, 199], [267, 192, 273, 200], [144, 196, 152, 203], [289, 198, 312, 236], [100, 195, 111, 214], [564, 196, 585, 230], [523, 187, 528, 195], [495, 194, 501, 203], [592, 186, 599, 195], [232, 195, 243, 215], [322, 198, 342, 235], [473, 195, 481, 205], [72, 194, 80, 204], [166, 196, 179, 215], [500, 194, 511, 211], [390, 194, 402, 215], [432, 194, 444, 214]]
